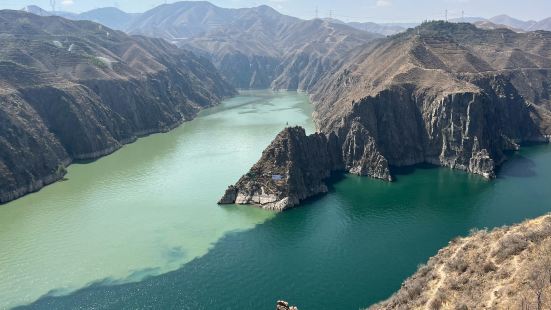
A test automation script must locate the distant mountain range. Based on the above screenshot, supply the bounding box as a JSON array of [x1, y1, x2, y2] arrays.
[[124, 1, 382, 89], [21, 3, 551, 36], [21, 5, 141, 30], [449, 14, 551, 32]]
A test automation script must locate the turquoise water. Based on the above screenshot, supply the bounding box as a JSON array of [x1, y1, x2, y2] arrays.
[[3, 90, 551, 309], [0, 90, 315, 309]]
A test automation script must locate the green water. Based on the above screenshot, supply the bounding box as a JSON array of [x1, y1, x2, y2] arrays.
[[0, 90, 315, 309], [3, 90, 551, 310]]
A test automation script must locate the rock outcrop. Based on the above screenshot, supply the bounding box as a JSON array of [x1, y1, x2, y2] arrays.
[[276, 300, 298, 310], [0, 10, 235, 203], [219, 127, 341, 211], [369, 214, 551, 309]]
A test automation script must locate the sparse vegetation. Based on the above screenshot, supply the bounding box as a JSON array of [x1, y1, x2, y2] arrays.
[[56, 164, 67, 176], [369, 215, 551, 309], [88, 56, 108, 69]]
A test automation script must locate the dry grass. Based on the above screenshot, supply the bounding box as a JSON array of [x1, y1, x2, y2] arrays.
[[369, 214, 551, 310]]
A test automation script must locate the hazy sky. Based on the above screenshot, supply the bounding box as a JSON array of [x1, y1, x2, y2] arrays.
[[3, 0, 551, 22]]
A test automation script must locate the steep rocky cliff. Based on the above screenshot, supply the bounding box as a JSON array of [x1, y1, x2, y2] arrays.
[[311, 22, 551, 180], [369, 214, 551, 309], [219, 127, 341, 211], [0, 10, 235, 203], [127, 2, 381, 90], [223, 22, 551, 209]]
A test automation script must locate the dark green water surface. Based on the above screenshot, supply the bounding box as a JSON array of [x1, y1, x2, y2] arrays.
[[7, 92, 551, 310]]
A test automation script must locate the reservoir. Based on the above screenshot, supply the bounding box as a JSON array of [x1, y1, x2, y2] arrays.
[[0, 90, 314, 309], [2, 91, 551, 309]]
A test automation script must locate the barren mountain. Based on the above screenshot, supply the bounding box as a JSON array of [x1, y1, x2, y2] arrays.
[[347, 22, 407, 36], [529, 17, 551, 31], [473, 20, 524, 32], [0, 10, 235, 203], [490, 14, 537, 31], [21, 5, 140, 30], [76, 7, 140, 30], [127, 1, 381, 89], [221, 22, 551, 209], [370, 214, 551, 309]]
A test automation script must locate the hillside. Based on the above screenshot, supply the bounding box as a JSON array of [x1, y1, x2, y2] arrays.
[[221, 22, 551, 209], [76, 7, 140, 30], [370, 214, 551, 309], [126, 1, 382, 89], [21, 5, 140, 30], [0, 10, 235, 203], [489, 14, 537, 30], [312, 21, 551, 178], [347, 21, 407, 36]]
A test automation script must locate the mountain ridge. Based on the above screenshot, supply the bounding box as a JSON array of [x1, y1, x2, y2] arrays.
[[125, 1, 382, 90], [0, 10, 235, 203]]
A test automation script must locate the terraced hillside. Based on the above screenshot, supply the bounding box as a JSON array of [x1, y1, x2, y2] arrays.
[[127, 1, 382, 90]]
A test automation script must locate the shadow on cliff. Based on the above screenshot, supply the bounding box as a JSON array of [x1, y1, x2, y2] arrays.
[[389, 163, 440, 182], [497, 154, 537, 178]]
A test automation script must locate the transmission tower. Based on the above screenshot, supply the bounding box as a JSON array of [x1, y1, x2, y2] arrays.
[[50, 0, 56, 13]]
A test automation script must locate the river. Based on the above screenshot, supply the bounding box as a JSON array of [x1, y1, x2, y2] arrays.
[[2, 90, 551, 309]]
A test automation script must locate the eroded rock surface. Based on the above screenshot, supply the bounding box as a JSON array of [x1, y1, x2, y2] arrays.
[[276, 300, 298, 310], [219, 127, 341, 211], [312, 22, 551, 180]]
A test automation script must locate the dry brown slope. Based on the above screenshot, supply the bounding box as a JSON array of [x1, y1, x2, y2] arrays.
[[128, 2, 381, 89], [370, 214, 551, 309]]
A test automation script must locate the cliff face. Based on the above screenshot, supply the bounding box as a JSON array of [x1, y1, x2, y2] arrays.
[[0, 10, 235, 203], [312, 22, 551, 179], [219, 127, 341, 211], [369, 214, 551, 309]]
